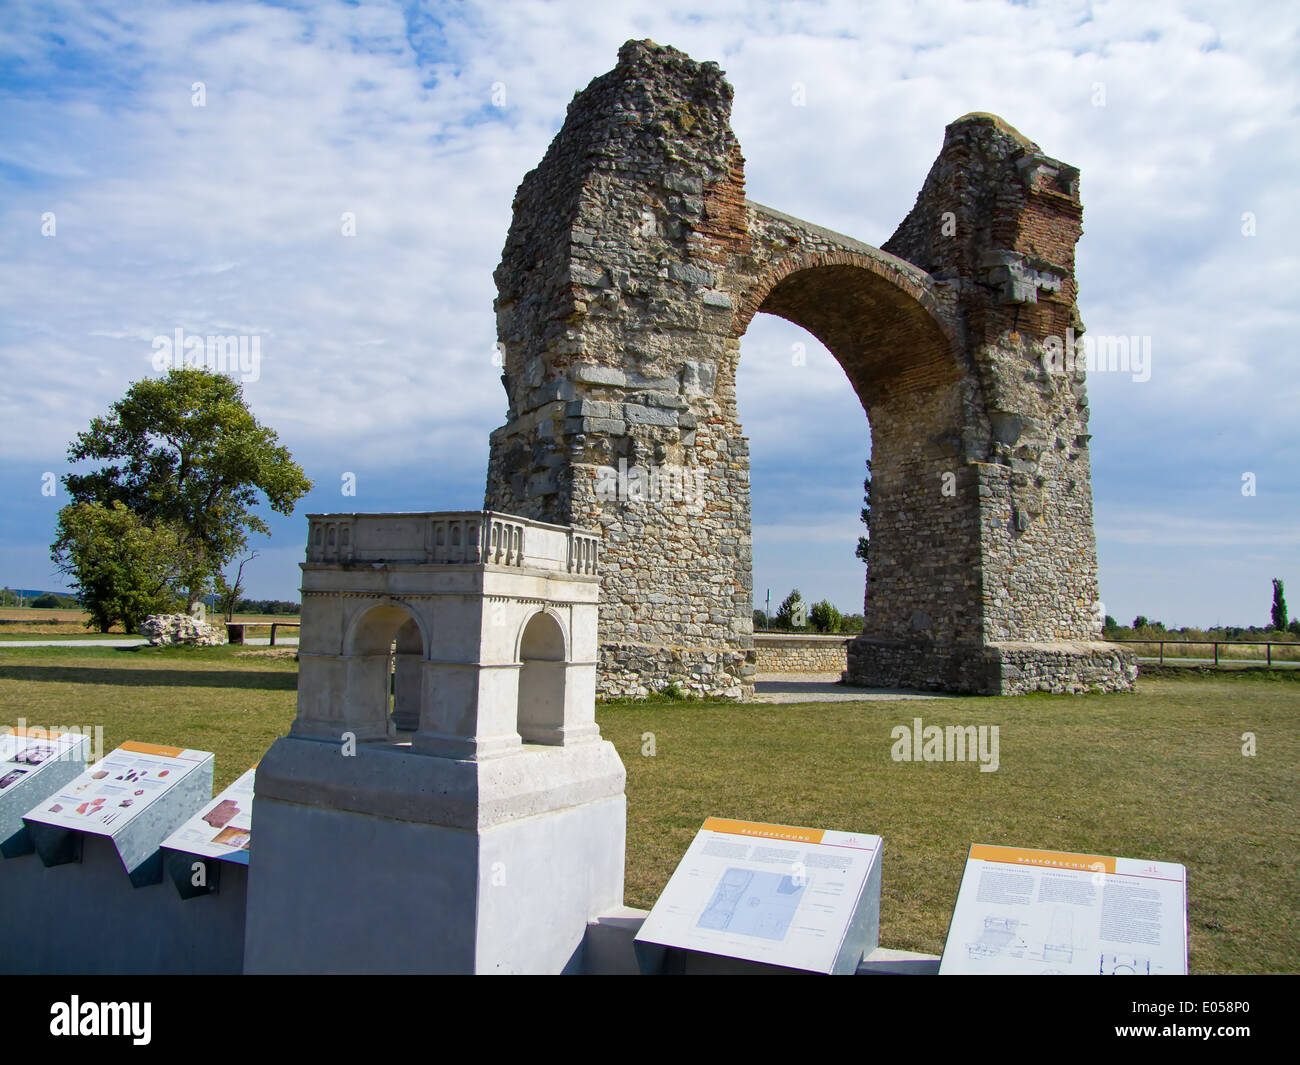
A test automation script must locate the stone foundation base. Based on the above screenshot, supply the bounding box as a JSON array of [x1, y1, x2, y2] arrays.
[[845, 637, 1137, 695], [598, 643, 755, 700]]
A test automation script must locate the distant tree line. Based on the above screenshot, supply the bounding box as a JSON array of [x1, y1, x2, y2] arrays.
[[1, 589, 81, 609], [221, 598, 301, 617], [1, 588, 300, 617], [753, 589, 864, 634], [1102, 577, 1300, 641]]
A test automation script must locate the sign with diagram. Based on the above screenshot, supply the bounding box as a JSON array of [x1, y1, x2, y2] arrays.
[[939, 844, 1188, 975], [0, 727, 89, 796], [162, 765, 255, 864], [0, 727, 92, 856], [635, 817, 883, 974], [24, 741, 212, 837]]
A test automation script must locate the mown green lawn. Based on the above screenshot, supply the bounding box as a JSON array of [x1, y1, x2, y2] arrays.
[[0, 644, 298, 791], [0, 645, 1294, 973], [600, 671, 1298, 975]]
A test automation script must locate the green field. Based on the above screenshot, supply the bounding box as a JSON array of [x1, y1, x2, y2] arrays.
[[0, 606, 297, 638], [0, 643, 1294, 974]]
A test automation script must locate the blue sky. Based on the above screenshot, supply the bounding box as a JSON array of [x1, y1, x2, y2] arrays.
[[1, 0, 1296, 628]]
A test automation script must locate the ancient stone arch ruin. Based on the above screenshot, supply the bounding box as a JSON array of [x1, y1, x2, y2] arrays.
[[486, 40, 1136, 699]]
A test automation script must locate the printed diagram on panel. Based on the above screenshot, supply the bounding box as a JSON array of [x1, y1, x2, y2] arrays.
[[1100, 952, 1151, 975], [696, 867, 807, 942], [967, 906, 1086, 965]]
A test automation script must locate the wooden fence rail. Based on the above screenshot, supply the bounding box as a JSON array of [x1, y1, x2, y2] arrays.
[[226, 621, 301, 646], [1108, 638, 1298, 667]]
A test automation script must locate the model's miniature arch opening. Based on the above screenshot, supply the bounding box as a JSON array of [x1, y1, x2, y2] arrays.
[[345, 603, 425, 738], [391, 616, 423, 732], [517, 611, 567, 745]]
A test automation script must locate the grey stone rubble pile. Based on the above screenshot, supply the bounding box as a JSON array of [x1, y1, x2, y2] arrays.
[[139, 613, 228, 647]]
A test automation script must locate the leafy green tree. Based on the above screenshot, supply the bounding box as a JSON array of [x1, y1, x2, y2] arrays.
[[776, 589, 805, 629], [61, 368, 312, 606], [1272, 578, 1288, 631], [1133, 615, 1149, 630], [1103, 615, 1117, 630], [855, 459, 872, 566], [30, 593, 62, 609], [51, 501, 195, 632], [752, 609, 768, 630], [810, 600, 842, 633]]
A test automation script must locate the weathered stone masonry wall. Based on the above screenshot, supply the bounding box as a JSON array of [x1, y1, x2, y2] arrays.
[[487, 41, 754, 699], [881, 114, 1101, 648]]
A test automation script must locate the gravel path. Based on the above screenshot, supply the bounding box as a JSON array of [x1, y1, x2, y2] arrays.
[[751, 672, 953, 703]]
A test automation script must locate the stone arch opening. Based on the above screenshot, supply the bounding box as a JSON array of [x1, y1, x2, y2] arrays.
[[735, 315, 873, 628], [344, 601, 426, 740], [736, 258, 960, 404], [730, 258, 974, 646], [517, 610, 567, 745]]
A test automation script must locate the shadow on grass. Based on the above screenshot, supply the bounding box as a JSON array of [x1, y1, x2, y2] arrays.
[[0, 665, 297, 690]]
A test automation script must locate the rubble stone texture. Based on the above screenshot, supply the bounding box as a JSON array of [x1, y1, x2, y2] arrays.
[[752, 635, 852, 675], [486, 40, 1137, 698], [139, 613, 228, 647]]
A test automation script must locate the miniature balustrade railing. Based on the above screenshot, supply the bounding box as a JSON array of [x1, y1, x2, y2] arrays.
[[304, 512, 599, 576]]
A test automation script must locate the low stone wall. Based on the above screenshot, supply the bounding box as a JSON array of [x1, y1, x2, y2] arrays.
[[990, 641, 1139, 694], [599, 644, 754, 699], [846, 637, 1138, 694], [753, 634, 852, 674]]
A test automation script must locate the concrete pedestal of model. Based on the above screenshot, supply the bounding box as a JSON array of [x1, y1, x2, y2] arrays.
[[242, 511, 626, 974]]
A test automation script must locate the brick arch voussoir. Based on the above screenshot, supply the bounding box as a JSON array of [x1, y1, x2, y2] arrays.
[[731, 249, 956, 352]]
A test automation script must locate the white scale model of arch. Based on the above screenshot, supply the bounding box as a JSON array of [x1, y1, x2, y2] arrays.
[[243, 511, 626, 974]]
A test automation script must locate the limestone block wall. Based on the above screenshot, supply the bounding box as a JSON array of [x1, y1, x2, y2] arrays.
[[753, 635, 852, 674]]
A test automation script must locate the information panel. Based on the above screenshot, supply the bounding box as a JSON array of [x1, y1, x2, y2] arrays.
[[939, 844, 1188, 975], [635, 817, 883, 974], [162, 765, 255, 864], [0, 727, 91, 856], [25, 741, 211, 837], [0, 728, 87, 795]]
